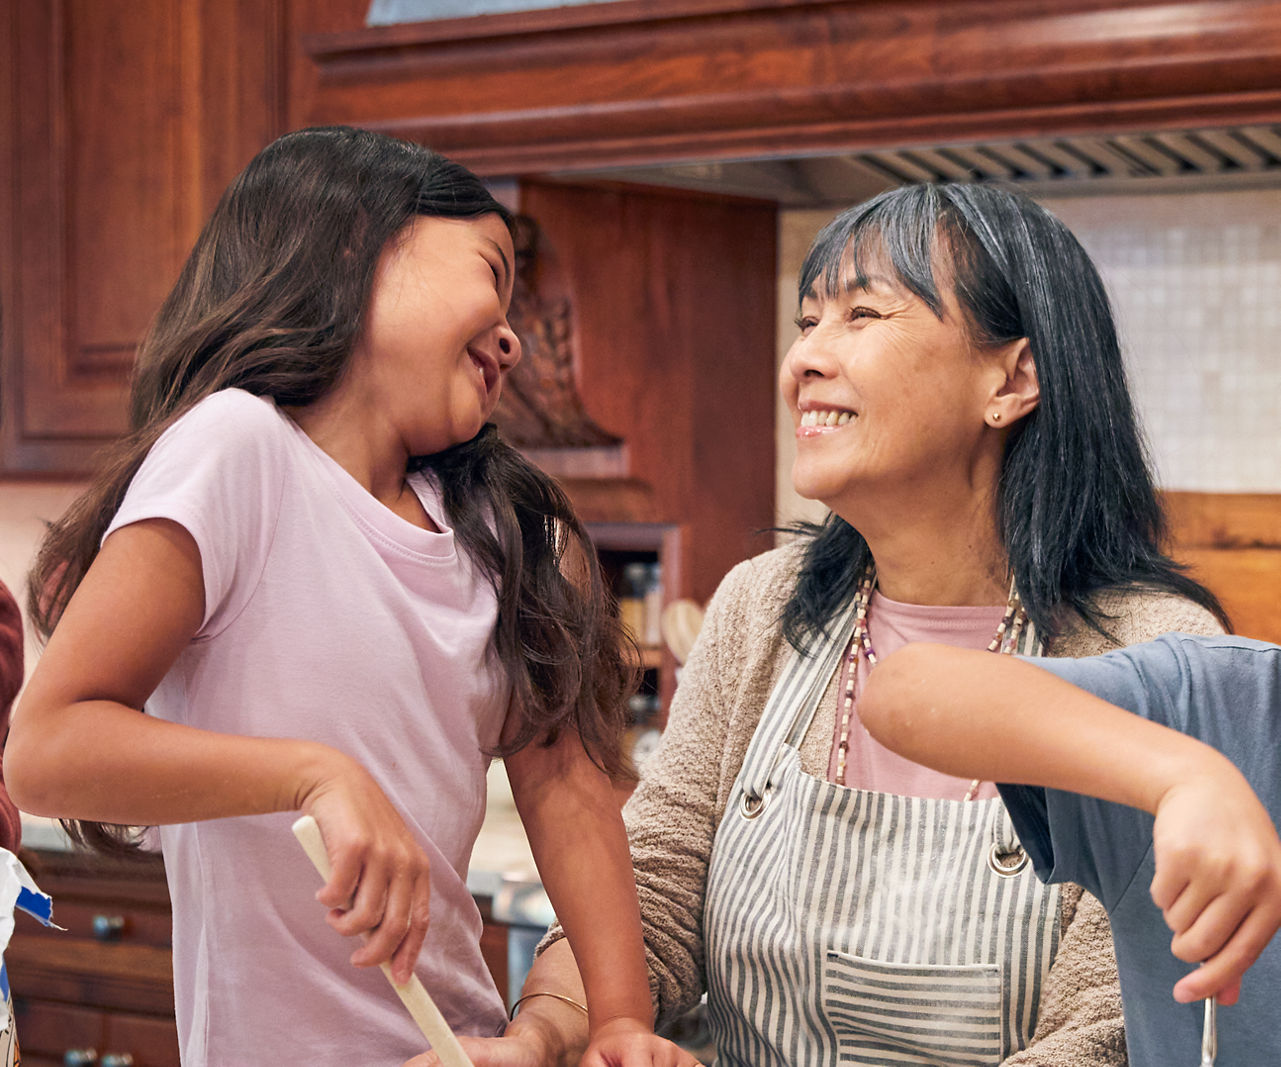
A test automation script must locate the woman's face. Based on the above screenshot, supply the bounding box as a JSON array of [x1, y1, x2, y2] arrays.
[[780, 256, 1003, 517], [351, 212, 522, 456]]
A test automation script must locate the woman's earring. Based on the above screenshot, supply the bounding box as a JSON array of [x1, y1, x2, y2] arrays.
[[990, 411, 1002, 424]]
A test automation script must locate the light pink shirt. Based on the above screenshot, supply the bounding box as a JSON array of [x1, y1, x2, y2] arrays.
[[828, 590, 1007, 800], [106, 389, 509, 1066]]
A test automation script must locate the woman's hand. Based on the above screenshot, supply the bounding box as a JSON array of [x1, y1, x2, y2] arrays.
[[1150, 764, 1281, 1005], [581, 1018, 705, 1066], [296, 752, 433, 985]]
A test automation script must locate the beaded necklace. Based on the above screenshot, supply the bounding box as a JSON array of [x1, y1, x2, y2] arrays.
[[834, 566, 1027, 794]]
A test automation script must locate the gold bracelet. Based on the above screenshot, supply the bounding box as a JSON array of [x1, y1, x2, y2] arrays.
[[508, 990, 589, 1021]]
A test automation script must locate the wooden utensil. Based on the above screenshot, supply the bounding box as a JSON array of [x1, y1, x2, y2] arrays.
[[292, 815, 475, 1067], [660, 599, 705, 666]]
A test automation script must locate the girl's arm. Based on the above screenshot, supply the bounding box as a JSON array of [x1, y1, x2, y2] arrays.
[[7, 518, 432, 981], [860, 642, 1281, 1004], [504, 727, 696, 1065]]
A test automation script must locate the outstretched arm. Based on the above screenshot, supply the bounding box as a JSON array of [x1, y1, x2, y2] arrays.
[[504, 728, 699, 1066], [7, 519, 432, 982], [861, 642, 1281, 1004]]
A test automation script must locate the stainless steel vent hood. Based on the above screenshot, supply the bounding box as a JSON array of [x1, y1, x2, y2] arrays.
[[558, 125, 1281, 206]]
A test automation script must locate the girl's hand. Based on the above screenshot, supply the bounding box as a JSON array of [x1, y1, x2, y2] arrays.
[[581, 1018, 706, 1066], [297, 752, 433, 985], [401, 1033, 547, 1067], [1149, 767, 1281, 1005]]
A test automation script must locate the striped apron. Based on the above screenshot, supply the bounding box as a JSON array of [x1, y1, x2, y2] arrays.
[[704, 599, 1060, 1066]]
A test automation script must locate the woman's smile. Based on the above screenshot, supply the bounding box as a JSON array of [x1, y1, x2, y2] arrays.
[[797, 406, 856, 433]]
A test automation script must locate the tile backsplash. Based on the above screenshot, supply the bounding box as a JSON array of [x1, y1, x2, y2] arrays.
[[1044, 189, 1281, 494], [777, 188, 1281, 527]]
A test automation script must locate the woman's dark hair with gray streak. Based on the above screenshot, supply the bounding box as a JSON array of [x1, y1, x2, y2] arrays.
[[32, 126, 638, 852], [781, 182, 1227, 650]]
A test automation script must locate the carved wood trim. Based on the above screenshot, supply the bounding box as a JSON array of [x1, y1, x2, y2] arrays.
[[493, 215, 622, 450], [296, 0, 1281, 176]]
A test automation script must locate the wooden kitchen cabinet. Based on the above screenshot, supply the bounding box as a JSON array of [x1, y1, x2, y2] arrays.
[[0, 0, 285, 475], [7, 849, 178, 1067], [7, 849, 514, 1066]]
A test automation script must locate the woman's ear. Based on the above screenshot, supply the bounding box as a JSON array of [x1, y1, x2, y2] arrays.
[[984, 338, 1039, 429]]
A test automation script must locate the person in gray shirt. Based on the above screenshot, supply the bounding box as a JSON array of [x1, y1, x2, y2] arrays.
[[861, 632, 1281, 1067]]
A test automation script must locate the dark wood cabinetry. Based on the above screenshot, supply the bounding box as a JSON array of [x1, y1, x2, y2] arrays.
[[6, 849, 515, 1067], [7, 850, 178, 1067], [0, 0, 284, 474]]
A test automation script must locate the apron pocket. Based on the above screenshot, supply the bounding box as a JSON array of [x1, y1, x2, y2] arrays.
[[822, 949, 1004, 1066]]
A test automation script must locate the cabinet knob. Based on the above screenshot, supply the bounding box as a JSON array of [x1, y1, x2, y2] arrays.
[[63, 1051, 98, 1067], [91, 914, 127, 940], [101, 1056, 135, 1067]]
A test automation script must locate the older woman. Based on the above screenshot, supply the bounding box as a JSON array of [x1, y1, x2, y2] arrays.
[[434, 184, 1226, 1067]]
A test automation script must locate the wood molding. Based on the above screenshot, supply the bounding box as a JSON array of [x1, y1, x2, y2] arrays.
[[295, 0, 1281, 175], [1163, 490, 1281, 550], [514, 179, 777, 604], [1163, 491, 1281, 643]]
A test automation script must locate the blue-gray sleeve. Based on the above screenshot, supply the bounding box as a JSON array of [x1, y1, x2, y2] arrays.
[[998, 637, 1193, 909]]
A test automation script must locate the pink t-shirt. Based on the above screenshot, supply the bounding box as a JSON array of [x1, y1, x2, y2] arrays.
[[106, 389, 510, 1065], [828, 590, 1007, 801]]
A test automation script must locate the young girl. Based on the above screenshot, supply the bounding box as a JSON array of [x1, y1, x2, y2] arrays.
[[6, 126, 695, 1067]]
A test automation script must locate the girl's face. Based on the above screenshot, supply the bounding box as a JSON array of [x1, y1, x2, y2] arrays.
[[780, 257, 1004, 518], [352, 213, 521, 456]]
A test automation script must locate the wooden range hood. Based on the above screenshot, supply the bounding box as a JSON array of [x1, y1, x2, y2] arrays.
[[295, 0, 1281, 177]]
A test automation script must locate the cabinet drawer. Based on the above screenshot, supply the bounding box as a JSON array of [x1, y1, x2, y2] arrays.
[[18, 850, 171, 952], [14, 998, 179, 1067], [6, 937, 174, 1016], [17, 898, 171, 950]]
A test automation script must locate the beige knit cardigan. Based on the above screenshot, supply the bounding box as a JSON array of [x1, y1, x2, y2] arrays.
[[548, 542, 1223, 1064]]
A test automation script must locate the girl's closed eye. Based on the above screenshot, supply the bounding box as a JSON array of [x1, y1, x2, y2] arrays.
[[793, 315, 818, 336], [847, 305, 882, 322]]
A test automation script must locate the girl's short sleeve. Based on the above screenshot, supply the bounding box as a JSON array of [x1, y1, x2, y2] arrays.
[[105, 390, 287, 638]]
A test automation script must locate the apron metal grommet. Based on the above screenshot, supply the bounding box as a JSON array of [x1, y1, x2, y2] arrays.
[[740, 787, 772, 820], [987, 842, 1029, 877]]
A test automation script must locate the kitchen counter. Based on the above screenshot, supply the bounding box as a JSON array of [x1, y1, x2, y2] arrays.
[[18, 760, 554, 929]]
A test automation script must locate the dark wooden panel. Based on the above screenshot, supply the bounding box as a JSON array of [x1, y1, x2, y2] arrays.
[[12, 999, 105, 1064], [104, 1010, 182, 1066], [293, 0, 1281, 175], [0, 0, 285, 474], [14, 997, 179, 1067], [518, 180, 777, 605], [7, 938, 176, 1015]]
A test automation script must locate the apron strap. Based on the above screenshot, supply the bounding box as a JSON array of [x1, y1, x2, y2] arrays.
[[738, 596, 857, 804], [737, 587, 1044, 808]]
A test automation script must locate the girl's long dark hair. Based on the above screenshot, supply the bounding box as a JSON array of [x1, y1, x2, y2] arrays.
[[781, 182, 1227, 650], [31, 126, 637, 853]]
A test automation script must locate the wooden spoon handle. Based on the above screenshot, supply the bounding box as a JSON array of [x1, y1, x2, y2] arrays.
[[292, 815, 475, 1067]]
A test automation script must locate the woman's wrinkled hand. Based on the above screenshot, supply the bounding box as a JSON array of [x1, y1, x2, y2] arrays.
[[297, 749, 432, 985], [1150, 766, 1281, 1005]]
